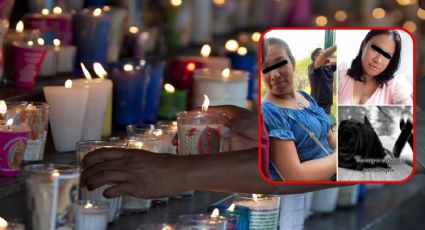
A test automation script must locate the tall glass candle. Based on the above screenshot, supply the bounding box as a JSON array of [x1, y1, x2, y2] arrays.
[[76, 140, 127, 223], [24, 164, 80, 230], [164, 0, 191, 49], [53, 38, 76, 73], [104, 6, 126, 63], [234, 194, 280, 230], [179, 209, 228, 230], [4, 101, 49, 162], [121, 26, 158, 58], [144, 59, 165, 123], [37, 38, 58, 77], [43, 80, 89, 152], [73, 8, 110, 68], [193, 68, 248, 108], [311, 188, 339, 213], [109, 61, 150, 128], [0, 120, 29, 176], [176, 109, 227, 155], [226, 48, 256, 100], [24, 8, 73, 45], [76, 200, 109, 230], [12, 41, 47, 88], [188, 0, 212, 44]]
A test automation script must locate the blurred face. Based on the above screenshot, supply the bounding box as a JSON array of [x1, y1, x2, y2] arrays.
[[361, 34, 395, 78], [262, 44, 295, 96]]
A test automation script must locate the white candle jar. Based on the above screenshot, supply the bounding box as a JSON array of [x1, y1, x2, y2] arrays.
[[176, 111, 228, 155], [76, 140, 127, 223], [234, 194, 280, 230], [76, 200, 109, 230], [193, 69, 248, 108], [24, 164, 80, 230]]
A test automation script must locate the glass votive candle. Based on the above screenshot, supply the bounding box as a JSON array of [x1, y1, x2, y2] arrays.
[[136, 223, 188, 230], [178, 212, 227, 230], [24, 164, 80, 230], [76, 200, 109, 230], [76, 140, 127, 223], [5, 101, 50, 162], [176, 111, 227, 155], [233, 194, 280, 230], [156, 121, 178, 154]]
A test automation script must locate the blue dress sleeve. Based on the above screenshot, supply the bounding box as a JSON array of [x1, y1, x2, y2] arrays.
[[261, 102, 295, 141]]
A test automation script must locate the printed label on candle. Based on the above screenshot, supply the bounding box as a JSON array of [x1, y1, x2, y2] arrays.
[[179, 125, 223, 155], [27, 171, 79, 230], [0, 134, 28, 176], [248, 207, 279, 229]]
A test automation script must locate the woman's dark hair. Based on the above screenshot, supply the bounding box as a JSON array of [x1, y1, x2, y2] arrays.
[[262, 37, 296, 67], [311, 48, 323, 61], [347, 30, 401, 87]]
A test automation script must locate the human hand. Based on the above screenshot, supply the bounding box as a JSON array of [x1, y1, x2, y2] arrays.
[[81, 148, 187, 198]]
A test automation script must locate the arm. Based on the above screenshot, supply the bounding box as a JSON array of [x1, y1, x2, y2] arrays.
[[270, 139, 336, 180], [81, 148, 337, 198], [326, 130, 336, 151], [314, 45, 337, 69]]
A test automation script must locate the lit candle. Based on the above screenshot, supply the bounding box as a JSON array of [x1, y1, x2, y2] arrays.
[[176, 95, 227, 155], [193, 68, 249, 108], [234, 194, 280, 229], [0, 217, 25, 230], [0, 217, 6, 230], [24, 7, 73, 45], [73, 63, 111, 140], [0, 118, 30, 176], [43, 79, 89, 152], [121, 26, 157, 58], [76, 200, 109, 230], [158, 83, 187, 121], [37, 37, 58, 77], [11, 41, 47, 88], [179, 44, 231, 71], [189, 0, 213, 44], [74, 8, 111, 68], [109, 61, 150, 127], [179, 208, 228, 229], [93, 62, 113, 137], [212, 0, 235, 35], [311, 188, 339, 213], [25, 164, 80, 230], [53, 38, 77, 73]]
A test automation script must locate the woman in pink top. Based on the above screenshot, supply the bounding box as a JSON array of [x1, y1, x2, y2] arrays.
[[338, 30, 412, 105]]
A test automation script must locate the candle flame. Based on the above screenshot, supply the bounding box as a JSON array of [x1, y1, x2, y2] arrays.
[[93, 8, 102, 17], [0, 217, 7, 227], [200, 44, 211, 58], [252, 194, 259, 201], [85, 202, 93, 208], [170, 0, 182, 7], [52, 172, 60, 177], [93, 62, 107, 79], [225, 39, 239, 52], [201, 95, 210, 112], [222, 68, 230, 78], [37, 38, 45, 46], [27, 41, 34, 46], [164, 83, 175, 93], [214, 0, 226, 6], [237, 47, 248, 56], [211, 208, 220, 218], [186, 62, 196, 72], [0, 100, 6, 114], [65, 79, 72, 88], [16, 21, 24, 32], [134, 142, 144, 149], [123, 64, 134, 72], [103, 6, 111, 11], [41, 9, 49, 15], [129, 26, 139, 34], [53, 39, 61, 47], [251, 32, 261, 42], [80, 63, 92, 80], [227, 204, 235, 211], [161, 225, 173, 230], [53, 6, 63, 15], [6, 118, 13, 126]]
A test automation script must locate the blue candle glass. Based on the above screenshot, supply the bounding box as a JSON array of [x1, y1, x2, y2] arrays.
[[144, 59, 165, 123], [73, 8, 111, 71], [84, 0, 110, 8], [207, 204, 250, 230], [226, 51, 256, 100], [109, 60, 151, 128]]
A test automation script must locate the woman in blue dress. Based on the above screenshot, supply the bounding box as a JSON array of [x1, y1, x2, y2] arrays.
[[261, 37, 337, 181]]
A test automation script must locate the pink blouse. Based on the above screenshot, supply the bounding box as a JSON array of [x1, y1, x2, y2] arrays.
[[338, 73, 412, 105]]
